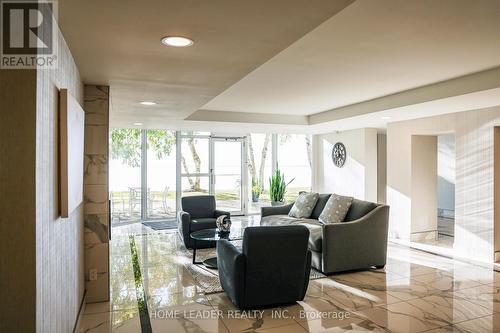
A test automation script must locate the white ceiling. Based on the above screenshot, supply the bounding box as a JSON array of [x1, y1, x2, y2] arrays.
[[202, 0, 500, 116], [58, 0, 353, 124], [59, 0, 500, 130], [310, 87, 500, 134]]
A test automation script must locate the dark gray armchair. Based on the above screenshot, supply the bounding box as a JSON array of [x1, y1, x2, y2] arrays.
[[178, 195, 230, 249], [217, 225, 311, 310]]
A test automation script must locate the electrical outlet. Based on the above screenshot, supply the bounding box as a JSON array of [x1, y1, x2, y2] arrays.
[[89, 269, 98, 281]]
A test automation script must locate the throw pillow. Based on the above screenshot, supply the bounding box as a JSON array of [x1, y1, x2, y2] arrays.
[[288, 192, 320, 218], [319, 194, 353, 224]]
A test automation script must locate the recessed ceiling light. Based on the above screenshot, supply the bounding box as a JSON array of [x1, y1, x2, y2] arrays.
[[133, 122, 143, 126], [140, 101, 157, 106], [381, 116, 391, 120], [161, 36, 194, 47]]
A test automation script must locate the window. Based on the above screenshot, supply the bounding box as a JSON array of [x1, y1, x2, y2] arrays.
[[146, 130, 176, 220], [247, 133, 273, 213], [278, 134, 312, 202], [180, 135, 210, 197], [109, 130, 313, 220], [109, 128, 142, 223], [109, 129, 177, 224]]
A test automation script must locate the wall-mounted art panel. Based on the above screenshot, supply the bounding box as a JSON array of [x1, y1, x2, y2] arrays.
[[59, 88, 85, 218]]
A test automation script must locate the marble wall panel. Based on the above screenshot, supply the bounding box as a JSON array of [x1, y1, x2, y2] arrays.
[[83, 85, 110, 303]]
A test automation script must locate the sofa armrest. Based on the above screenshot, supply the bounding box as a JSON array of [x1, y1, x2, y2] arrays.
[[322, 205, 389, 272], [177, 211, 192, 246], [214, 210, 231, 219], [217, 240, 246, 308], [260, 203, 294, 217]]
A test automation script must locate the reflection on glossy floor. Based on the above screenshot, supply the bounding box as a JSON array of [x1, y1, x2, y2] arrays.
[[80, 217, 500, 333]]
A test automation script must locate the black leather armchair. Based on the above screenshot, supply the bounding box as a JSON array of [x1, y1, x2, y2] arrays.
[[178, 195, 230, 249], [217, 225, 311, 310]]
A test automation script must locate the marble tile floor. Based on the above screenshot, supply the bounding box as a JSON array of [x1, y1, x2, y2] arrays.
[[80, 217, 500, 333]]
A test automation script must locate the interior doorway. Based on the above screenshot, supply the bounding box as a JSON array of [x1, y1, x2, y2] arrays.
[[437, 134, 455, 240], [410, 134, 455, 250], [434, 134, 456, 249]]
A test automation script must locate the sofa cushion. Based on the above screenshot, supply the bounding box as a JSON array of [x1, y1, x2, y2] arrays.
[[260, 216, 324, 251], [288, 192, 319, 218], [191, 218, 216, 231], [260, 215, 301, 226], [300, 218, 323, 226], [299, 219, 323, 252], [344, 199, 377, 221], [310, 194, 332, 219], [319, 194, 353, 224]]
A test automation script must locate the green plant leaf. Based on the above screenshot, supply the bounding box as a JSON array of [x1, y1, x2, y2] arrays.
[[269, 168, 293, 202]]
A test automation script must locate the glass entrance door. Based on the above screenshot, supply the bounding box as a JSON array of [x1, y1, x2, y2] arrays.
[[210, 137, 246, 215], [180, 135, 211, 200]]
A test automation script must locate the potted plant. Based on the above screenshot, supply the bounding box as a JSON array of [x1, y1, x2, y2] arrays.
[[269, 168, 294, 206], [251, 177, 262, 202]]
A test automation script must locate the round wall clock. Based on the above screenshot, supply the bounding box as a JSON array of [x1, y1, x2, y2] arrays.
[[332, 142, 346, 168]]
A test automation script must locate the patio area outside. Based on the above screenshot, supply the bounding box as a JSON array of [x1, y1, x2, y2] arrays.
[[110, 186, 309, 225], [110, 129, 312, 225]]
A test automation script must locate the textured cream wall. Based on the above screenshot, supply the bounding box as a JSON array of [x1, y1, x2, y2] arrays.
[[364, 129, 378, 203], [377, 134, 387, 204], [494, 128, 500, 260], [35, 27, 85, 333], [411, 135, 437, 236], [387, 107, 500, 262], [312, 128, 378, 201]]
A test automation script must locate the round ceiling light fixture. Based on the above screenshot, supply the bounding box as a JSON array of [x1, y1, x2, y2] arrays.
[[133, 122, 143, 126], [140, 101, 157, 106], [161, 36, 194, 47]]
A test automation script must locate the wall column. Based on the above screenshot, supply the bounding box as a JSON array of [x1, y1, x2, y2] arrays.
[[410, 135, 438, 241], [83, 85, 110, 302], [494, 127, 500, 262]]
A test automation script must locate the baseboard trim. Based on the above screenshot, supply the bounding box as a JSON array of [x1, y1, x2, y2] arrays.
[[72, 290, 87, 333], [410, 230, 437, 242]]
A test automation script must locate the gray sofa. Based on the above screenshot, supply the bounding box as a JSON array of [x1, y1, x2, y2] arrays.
[[261, 194, 389, 274]]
